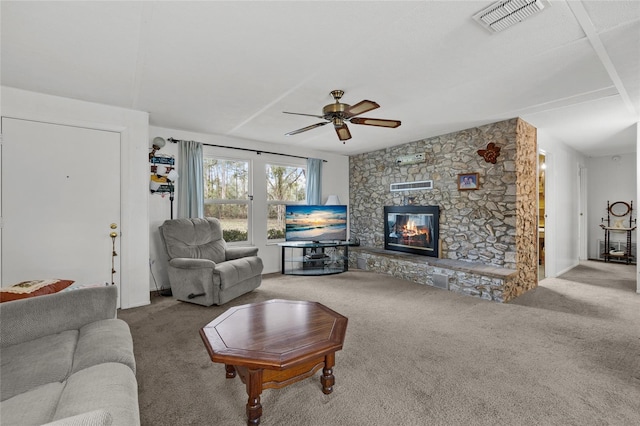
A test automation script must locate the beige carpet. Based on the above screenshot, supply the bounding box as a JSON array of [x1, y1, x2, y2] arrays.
[[118, 261, 640, 425]]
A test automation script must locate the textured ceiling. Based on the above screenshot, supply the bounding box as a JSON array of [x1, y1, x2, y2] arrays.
[[1, 1, 638, 157]]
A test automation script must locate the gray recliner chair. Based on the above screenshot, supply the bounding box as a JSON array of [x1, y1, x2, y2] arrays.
[[159, 217, 263, 306]]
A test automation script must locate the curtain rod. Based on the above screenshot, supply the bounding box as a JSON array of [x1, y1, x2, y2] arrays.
[[166, 137, 327, 162]]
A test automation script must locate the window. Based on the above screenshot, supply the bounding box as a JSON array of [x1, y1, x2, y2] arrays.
[[203, 157, 251, 243], [266, 163, 306, 240]]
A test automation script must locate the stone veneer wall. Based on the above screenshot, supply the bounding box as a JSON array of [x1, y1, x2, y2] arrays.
[[349, 118, 538, 301], [508, 118, 538, 300]]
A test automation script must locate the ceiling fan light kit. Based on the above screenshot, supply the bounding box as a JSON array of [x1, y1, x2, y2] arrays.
[[284, 89, 401, 143]]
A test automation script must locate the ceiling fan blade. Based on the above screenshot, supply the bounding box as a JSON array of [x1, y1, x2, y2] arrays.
[[349, 117, 401, 128], [285, 121, 329, 136], [335, 123, 352, 142], [283, 111, 325, 119], [344, 100, 380, 117]]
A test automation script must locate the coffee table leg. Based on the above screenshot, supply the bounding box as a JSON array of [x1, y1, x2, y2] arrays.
[[225, 364, 236, 378], [245, 369, 263, 425], [321, 352, 335, 394]]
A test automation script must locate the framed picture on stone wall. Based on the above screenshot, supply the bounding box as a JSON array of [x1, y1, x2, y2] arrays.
[[457, 173, 479, 190]]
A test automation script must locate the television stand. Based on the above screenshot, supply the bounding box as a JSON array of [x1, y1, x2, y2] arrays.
[[278, 241, 355, 275]]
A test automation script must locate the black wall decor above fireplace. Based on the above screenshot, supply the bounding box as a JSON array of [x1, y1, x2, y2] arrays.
[[384, 205, 439, 257]]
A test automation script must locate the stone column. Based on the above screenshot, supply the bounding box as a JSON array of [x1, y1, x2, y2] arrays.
[[505, 118, 538, 301]]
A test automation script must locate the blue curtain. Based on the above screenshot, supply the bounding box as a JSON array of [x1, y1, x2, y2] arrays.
[[177, 140, 204, 218], [306, 158, 322, 205]]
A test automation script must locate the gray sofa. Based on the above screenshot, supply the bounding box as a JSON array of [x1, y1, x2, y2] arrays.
[[160, 217, 263, 306], [0, 285, 139, 426]]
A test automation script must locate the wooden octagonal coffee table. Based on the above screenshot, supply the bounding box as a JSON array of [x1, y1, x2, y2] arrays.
[[200, 299, 348, 425]]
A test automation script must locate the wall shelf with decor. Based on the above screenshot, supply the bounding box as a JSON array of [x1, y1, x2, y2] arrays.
[[149, 155, 176, 194], [600, 200, 636, 264]]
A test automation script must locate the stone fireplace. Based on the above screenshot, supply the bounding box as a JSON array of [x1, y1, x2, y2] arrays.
[[384, 205, 439, 257], [348, 118, 538, 302]]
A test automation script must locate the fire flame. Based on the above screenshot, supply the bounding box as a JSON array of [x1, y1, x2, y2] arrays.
[[401, 220, 430, 243]]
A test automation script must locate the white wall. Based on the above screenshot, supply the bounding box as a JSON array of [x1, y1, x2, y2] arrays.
[[637, 123, 640, 294], [1, 87, 150, 308], [537, 129, 587, 277], [148, 126, 349, 292], [587, 153, 637, 260]]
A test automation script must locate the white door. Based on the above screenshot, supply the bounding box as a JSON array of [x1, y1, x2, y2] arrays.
[[1, 117, 121, 301]]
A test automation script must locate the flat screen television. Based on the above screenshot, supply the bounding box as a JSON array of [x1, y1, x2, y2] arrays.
[[285, 205, 348, 242]]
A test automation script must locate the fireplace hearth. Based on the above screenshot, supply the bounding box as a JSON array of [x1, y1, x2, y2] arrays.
[[384, 205, 439, 257]]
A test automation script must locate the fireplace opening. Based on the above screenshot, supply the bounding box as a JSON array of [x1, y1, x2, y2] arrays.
[[384, 205, 439, 257]]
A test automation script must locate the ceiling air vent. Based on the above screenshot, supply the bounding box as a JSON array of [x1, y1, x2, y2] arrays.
[[390, 180, 433, 192], [473, 0, 550, 33]]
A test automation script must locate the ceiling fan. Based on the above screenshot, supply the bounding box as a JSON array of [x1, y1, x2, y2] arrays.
[[283, 90, 401, 143]]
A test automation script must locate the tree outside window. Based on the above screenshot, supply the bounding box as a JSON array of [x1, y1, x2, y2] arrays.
[[203, 157, 250, 243], [266, 164, 306, 240]]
